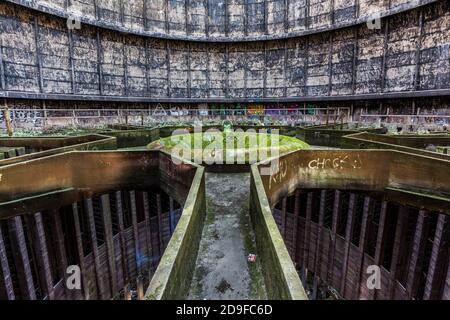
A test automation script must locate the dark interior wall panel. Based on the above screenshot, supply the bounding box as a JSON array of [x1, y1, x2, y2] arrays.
[[307, 33, 330, 96], [287, 0, 307, 32], [169, 41, 189, 97], [9, 0, 436, 40], [37, 15, 72, 94], [124, 36, 147, 96], [70, 0, 96, 21], [265, 40, 285, 98], [147, 0, 167, 33], [228, 43, 246, 98], [0, 1, 448, 102], [100, 31, 125, 96], [419, 1, 450, 90], [72, 28, 100, 95], [385, 10, 420, 92], [247, 0, 266, 36], [286, 38, 307, 97], [97, 0, 122, 25], [208, 0, 227, 36], [190, 43, 209, 98], [308, 0, 332, 30], [208, 44, 227, 98], [333, 0, 356, 25], [188, 0, 207, 36], [228, 0, 245, 37], [0, 3, 39, 93], [355, 25, 384, 95], [168, 0, 187, 36], [123, 0, 145, 30], [267, 0, 285, 34], [245, 42, 265, 98], [148, 39, 169, 97], [331, 29, 354, 96]]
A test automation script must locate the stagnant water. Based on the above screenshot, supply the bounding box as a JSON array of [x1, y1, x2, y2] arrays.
[[187, 173, 267, 300]]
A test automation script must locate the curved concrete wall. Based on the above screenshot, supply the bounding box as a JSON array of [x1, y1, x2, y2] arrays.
[[0, 1, 448, 103], [7, 0, 436, 42]]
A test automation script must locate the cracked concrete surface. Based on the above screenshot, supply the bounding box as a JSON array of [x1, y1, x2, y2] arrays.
[[188, 172, 267, 300]]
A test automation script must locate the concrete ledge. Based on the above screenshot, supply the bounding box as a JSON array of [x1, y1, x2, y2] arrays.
[[249, 165, 308, 300], [0, 134, 117, 166], [146, 166, 206, 299]]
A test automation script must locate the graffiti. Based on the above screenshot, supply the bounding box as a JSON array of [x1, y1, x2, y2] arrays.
[[268, 159, 288, 190], [308, 154, 363, 170]]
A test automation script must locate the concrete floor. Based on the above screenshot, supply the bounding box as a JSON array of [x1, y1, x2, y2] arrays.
[[187, 173, 267, 300]]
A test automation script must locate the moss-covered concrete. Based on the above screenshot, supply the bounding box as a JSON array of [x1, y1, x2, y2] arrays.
[[249, 165, 308, 300], [145, 167, 206, 300]]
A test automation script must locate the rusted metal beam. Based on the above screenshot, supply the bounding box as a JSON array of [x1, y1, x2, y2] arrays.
[[354, 196, 372, 299], [33, 17, 43, 93], [142, 191, 154, 273], [27, 213, 54, 300], [52, 209, 73, 298], [115, 191, 130, 293], [405, 210, 428, 299], [301, 192, 313, 284], [85, 198, 105, 299], [340, 193, 356, 296], [292, 190, 300, 261], [281, 197, 287, 237], [0, 222, 15, 300], [100, 194, 118, 296], [388, 205, 409, 300], [129, 191, 142, 276], [8, 216, 36, 299], [327, 190, 340, 284], [315, 190, 327, 280], [156, 193, 164, 254], [423, 214, 447, 300], [71, 203, 89, 299]]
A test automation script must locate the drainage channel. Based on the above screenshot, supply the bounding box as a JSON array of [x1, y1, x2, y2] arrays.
[[187, 172, 267, 300]]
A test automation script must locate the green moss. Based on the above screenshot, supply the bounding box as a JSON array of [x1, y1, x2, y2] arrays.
[[148, 131, 310, 163], [239, 199, 267, 300]]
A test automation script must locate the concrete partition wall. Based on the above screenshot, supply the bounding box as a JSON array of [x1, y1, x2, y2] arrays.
[[249, 165, 308, 300], [146, 165, 206, 299]]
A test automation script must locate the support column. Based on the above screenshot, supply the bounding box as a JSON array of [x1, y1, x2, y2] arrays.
[[142, 191, 154, 273], [52, 209, 74, 299], [405, 210, 428, 299], [302, 192, 313, 284], [129, 191, 142, 276], [72, 203, 89, 299], [327, 190, 340, 284], [315, 190, 326, 280], [85, 198, 105, 299], [423, 214, 447, 300], [0, 222, 15, 300], [372, 201, 387, 300], [388, 206, 409, 300], [156, 193, 164, 254], [354, 196, 372, 299], [281, 197, 287, 238], [101, 194, 118, 297], [115, 191, 130, 293], [292, 190, 300, 262], [340, 193, 356, 297], [8, 216, 36, 300], [33, 213, 55, 300]]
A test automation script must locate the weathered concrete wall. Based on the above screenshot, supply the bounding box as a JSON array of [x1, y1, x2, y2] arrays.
[[272, 191, 450, 300], [0, 1, 448, 102], [146, 167, 206, 299], [249, 165, 308, 299], [6, 0, 437, 41]]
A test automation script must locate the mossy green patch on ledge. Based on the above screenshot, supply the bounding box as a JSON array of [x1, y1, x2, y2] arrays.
[[147, 131, 310, 163]]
